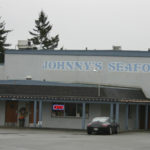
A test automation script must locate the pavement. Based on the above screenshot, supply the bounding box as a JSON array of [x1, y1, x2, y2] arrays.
[[0, 128, 150, 150]]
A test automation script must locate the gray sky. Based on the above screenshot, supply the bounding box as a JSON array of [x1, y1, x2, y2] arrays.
[[0, 0, 150, 50]]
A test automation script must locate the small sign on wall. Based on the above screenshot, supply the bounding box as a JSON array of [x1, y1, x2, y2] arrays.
[[53, 104, 64, 110]]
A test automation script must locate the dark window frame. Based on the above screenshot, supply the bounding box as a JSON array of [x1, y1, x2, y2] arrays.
[[51, 103, 89, 118]]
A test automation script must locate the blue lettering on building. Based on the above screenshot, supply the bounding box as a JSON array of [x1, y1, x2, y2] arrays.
[[84, 62, 90, 71], [43, 61, 103, 72], [108, 62, 116, 71], [133, 64, 141, 72], [75, 62, 82, 70], [95, 62, 103, 71], [48, 61, 56, 70], [124, 64, 132, 72], [57, 61, 65, 70], [43, 61, 150, 73], [116, 62, 124, 72], [66, 61, 73, 70], [142, 64, 150, 72]]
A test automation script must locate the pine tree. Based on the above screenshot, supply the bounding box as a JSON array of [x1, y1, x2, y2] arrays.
[[29, 11, 59, 50], [0, 17, 11, 63]]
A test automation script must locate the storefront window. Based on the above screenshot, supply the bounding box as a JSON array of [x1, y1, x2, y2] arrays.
[[76, 104, 82, 117], [128, 105, 132, 118], [51, 103, 89, 118], [65, 103, 76, 116], [51, 103, 64, 117], [86, 104, 89, 117]]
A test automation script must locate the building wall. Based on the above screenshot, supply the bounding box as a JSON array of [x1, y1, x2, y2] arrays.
[[0, 101, 140, 130], [0, 65, 5, 80], [5, 53, 150, 98], [0, 101, 5, 126], [0, 52, 145, 130], [42, 102, 136, 130], [42, 102, 89, 129]]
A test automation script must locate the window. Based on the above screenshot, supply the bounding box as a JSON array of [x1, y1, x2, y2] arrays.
[[76, 104, 82, 117], [51, 103, 64, 117], [113, 104, 116, 119], [51, 103, 89, 118], [65, 103, 76, 116], [128, 105, 132, 118]]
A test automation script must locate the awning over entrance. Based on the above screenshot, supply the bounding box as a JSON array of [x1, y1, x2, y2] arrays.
[[0, 80, 149, 104]]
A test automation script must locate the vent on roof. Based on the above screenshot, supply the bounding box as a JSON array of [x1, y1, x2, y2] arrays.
[[112, 46, 122, 50], [17, 40, 37, 50]]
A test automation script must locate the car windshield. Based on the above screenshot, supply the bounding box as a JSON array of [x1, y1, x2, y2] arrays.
[[92, 117, 109, 123]]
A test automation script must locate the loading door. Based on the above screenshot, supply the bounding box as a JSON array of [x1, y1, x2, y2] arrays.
[[29, 102, 39, 123], [5, 101, 18, 123]]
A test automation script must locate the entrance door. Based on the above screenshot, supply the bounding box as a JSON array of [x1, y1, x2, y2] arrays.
[[29, 102, 39, 123], [5, 101, 18, 123], [139, 105, 145, 129]]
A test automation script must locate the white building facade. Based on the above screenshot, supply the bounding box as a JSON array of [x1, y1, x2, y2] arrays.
[[0, 50, 150, 130]]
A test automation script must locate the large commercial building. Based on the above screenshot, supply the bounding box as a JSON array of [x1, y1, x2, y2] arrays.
[[0, 49, 150, 130]]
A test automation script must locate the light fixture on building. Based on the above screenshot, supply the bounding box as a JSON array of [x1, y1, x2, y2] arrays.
[[25, 75, 32, 80]]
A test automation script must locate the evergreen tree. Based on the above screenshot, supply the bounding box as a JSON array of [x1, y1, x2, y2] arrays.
[[0, 17, 11, 63], [29, 11, 59, 50]]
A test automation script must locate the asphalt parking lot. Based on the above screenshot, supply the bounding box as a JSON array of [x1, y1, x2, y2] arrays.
[[0, 128, 150, 150]]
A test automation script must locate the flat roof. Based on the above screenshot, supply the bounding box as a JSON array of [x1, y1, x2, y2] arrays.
[[5, 49, 150, 57]]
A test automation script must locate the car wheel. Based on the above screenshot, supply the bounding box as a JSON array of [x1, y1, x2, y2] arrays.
[[108, 127, 112, 135], [115, 127, 119, 134], [87, 130, 92, 135]]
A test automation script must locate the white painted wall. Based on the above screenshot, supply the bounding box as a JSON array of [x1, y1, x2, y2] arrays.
[[0, 101, 138, 130], [0, 52, 145, 130], [0, 65, 5, 80], [0, 101, 5, 126], [42, 102, 88, 129], [41, 102, 136, 130], [4, 53, 150, 98]]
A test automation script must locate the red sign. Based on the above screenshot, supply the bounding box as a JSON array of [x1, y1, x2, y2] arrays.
[[53, 104, 64, 110]]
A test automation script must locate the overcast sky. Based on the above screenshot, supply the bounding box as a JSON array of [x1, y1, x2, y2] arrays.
[[0, 0, 150, 50]]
